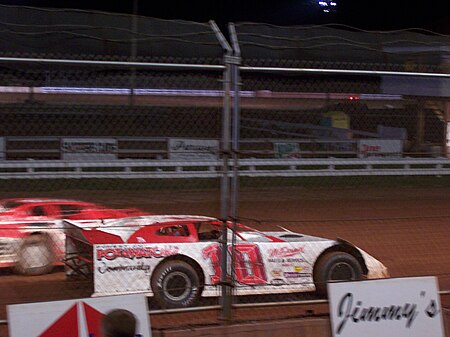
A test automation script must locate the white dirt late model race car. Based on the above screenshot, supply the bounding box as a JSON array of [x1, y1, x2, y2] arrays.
[[64, 215, 389, 308]]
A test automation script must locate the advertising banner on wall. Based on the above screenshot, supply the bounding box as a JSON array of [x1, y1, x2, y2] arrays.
[[358, 139, 403, 158], [328, 276, 444, 337], [168, 138, 219, 160], [273, 142, 301, 158], [61, 138, 118, 161], [8, 294, 151, 337]]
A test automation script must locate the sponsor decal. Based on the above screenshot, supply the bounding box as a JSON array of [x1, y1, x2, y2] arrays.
[[284, 272, 309, 278], [285, 258, 306, 263], [293, 265, 311, 273], [269, 246, 304, 258], [96, 246, 179, 261], [270, 278, 286, 286], [271, 258, 307, 265], [271, 269, 282, 277], [97, 262, 151, 274]]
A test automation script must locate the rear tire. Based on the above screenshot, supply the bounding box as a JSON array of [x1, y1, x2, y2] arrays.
[[15, 235, 54, 276], [151, 260, 201, 309], [313, 251, 363, 297]]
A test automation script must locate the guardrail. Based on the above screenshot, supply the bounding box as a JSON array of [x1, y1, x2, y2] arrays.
[[0, 158, 448, 179]]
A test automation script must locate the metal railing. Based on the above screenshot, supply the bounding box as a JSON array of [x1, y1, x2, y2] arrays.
[[0, 158, 448, 179]]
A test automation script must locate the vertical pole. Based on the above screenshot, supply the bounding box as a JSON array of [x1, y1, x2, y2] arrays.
[[228, 23, 241, 304], [220, 60, 232, 320], [209, 20, 233, 322], [416, 99, 425, 155], [129, 0, 138, 106], [445, 101, 450, 158]]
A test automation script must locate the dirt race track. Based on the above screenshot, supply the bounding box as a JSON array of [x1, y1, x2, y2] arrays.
[[0, 185, 449, 334]]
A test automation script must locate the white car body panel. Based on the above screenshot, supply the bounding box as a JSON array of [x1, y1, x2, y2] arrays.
[[89, 234, 387, 298]]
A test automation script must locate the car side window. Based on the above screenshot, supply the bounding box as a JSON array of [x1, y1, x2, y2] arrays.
[[157, 224, 190, 237], [59, 204, 82, 217], [196, 222, 221, 241], [31, 206, 46, 217]]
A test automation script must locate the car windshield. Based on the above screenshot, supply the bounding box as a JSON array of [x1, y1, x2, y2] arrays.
[[0, 200, 24, 212]]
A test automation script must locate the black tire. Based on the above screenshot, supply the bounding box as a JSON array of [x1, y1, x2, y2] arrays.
[[15, 235, 55, 276], [151, 260, 202, 309], [313, 251, 363, 297]]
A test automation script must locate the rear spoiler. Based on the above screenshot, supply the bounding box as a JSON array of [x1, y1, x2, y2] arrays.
[[63, 219, 101, 246], [63, 219, 125, 245]]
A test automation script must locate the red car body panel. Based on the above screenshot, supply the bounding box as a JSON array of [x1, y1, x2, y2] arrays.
[[0, 198, 149, 270], [65, 216, 283, 247]]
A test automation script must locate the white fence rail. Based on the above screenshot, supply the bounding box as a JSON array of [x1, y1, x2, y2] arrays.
[[0, 158, 449, 179]]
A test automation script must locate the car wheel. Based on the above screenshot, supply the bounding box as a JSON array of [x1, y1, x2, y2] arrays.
[[15, 235, 55, 276], [313, 251, 363, 297], [151, 260, 201, 309]]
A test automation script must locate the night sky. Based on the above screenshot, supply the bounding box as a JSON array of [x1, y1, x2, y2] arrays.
[[0, 0, 449, 34]]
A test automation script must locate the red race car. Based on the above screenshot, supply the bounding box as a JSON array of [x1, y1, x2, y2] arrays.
[[0, 198, 148, 275]]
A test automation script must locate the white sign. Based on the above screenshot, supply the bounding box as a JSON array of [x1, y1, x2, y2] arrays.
[[7, 294, 151, 337], [0, 137, 4, 160], [328, 276, 444, 337], [168, 138, 219, 159], [62, 138, 118, 161], [358, 139, 402, 158]]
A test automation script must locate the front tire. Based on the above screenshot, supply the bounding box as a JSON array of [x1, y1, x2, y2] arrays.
[[151, 260, 201, 309], [313, 251, 363, 297], [15, 235, 55, 276]]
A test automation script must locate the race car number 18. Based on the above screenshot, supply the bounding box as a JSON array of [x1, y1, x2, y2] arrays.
[[202, 243, 267, 285]]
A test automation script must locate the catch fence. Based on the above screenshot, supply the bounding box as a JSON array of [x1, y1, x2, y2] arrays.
[[0, 4, 449, 333]]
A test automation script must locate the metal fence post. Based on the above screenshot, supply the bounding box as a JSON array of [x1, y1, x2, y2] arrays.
[[228, 22, 241, 309], [129, 0, 138, 106], [209, 20, 234, 321]]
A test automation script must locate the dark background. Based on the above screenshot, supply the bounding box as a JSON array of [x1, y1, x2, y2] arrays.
[[0, 0, 449, 34]]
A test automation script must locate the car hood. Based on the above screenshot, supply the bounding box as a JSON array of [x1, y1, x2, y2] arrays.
[[239, 231, 332, 243]]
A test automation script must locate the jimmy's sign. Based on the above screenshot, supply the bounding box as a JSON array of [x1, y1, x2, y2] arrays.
[[328, 276, 444, 337]]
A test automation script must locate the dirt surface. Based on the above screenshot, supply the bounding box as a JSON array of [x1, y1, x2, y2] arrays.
[[0, 185, 449, 333]]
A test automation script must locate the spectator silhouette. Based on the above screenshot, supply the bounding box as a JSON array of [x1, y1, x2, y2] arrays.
[[101, 309, 137, 337]]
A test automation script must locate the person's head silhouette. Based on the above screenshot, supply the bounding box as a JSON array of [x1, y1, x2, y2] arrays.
[[101, 309, 136, 337]]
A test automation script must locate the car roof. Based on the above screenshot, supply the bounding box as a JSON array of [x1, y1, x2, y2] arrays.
[[0, 198, 85, 204], [70, 214, 218, 229], [65, 215, 219, 242]]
